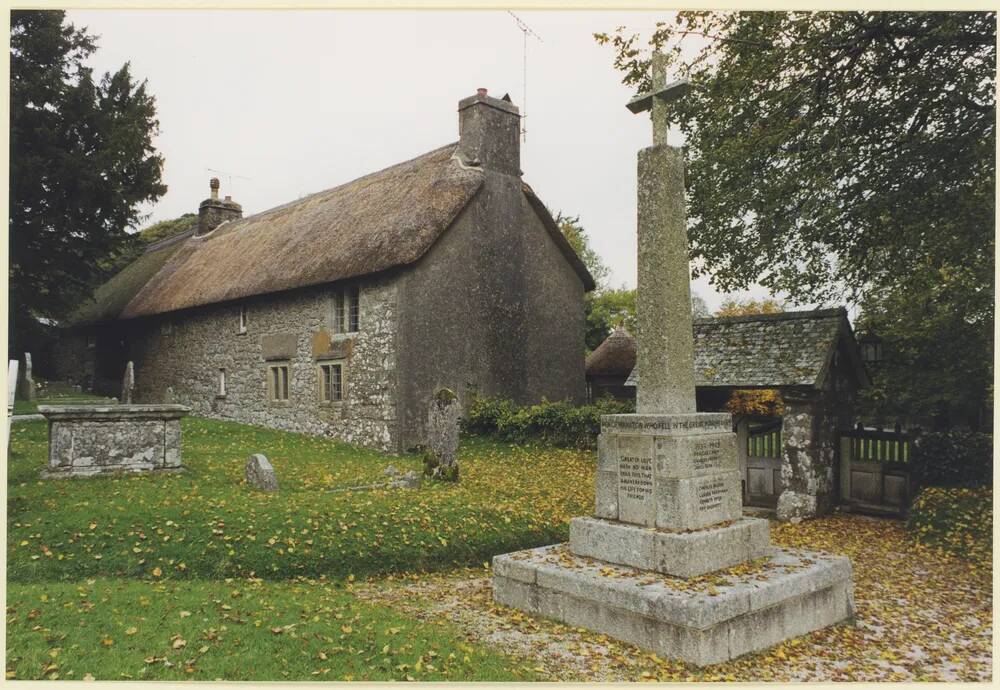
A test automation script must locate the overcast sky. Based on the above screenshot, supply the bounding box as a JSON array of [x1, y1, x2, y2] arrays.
[[66, 9, 777, 312]]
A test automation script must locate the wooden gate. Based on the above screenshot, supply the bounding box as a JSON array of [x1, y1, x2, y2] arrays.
[[839, 424, 912, 515], [739, 419, 783, 508]]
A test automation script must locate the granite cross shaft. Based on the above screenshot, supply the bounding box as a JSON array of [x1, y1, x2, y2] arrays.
[[626, 57, 691, 146], [628, 54, 697, 415]]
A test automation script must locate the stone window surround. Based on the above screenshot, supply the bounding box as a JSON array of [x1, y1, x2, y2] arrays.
[[266, 361, 290, 404], [238, 304, 248, 335], [217, 368, 227, 398], [332, 285, 361, 335], [317, 360, 347, 405]]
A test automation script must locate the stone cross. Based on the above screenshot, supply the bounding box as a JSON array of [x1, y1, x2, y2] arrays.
[[628, 53, 697, 415], [626, 54, 691, 146], [121, 361, 135, 405]]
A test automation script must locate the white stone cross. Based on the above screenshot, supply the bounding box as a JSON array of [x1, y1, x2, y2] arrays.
[[626, 54, 691, 146]]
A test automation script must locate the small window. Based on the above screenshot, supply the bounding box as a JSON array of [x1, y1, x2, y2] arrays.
[[319, 363, 344, 402], [348, 286, 360, 333], [239, 305, 248, 334], [161, 321, 172, 335], [218, 369, 227, 397], [86, 334, 96, 348], [332, 286, 361, 334], [333, 292, 345, 335], [267, 363, 289, 401]]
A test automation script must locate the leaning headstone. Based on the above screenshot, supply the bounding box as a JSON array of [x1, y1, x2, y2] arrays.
[[17, 353, 35, 402], [492, 54, 854, 667], [8, 359, 18, 437], [382, 464, 400, 478], [245, 453, 278, 492], [424, 388, 461, 481], [121, 361, 135, 405]]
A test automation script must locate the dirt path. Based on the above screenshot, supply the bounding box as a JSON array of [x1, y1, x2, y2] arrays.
[[356, 514, 992, 682]]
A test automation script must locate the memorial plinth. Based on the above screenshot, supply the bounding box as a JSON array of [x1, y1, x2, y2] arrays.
[[494, 405, 854, 665], [492, 53, 853, 665]]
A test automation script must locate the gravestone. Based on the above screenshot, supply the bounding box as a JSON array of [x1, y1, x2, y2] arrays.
[[121, 361, 135, 405], [245, 453, 279, 492], [8, 359, 18, 437], [492, 54, 854, 666], [424, 388, 461, 481], [17, 353, 35, 402]]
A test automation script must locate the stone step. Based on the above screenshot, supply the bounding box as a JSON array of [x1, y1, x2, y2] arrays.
[[492, 543, 854, 667], [569, 516, 771, 578]]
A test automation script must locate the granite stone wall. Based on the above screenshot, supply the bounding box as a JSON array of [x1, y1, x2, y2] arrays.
[[395, 173, 588, 449], [126, 275, 401, 453]]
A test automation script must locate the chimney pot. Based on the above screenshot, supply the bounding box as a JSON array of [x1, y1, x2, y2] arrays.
[[198, 180, 242, 236]]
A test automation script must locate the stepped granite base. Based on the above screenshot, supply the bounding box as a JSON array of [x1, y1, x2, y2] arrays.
[[569, 516, 771, 579], [493, 544, 854, 667]]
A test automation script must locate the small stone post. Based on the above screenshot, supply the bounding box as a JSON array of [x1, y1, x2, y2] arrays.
[[424, 388, 461, 481], [17, 353, 35, 402], [121, 361, 135, 405], [8, 359, 18, 437]]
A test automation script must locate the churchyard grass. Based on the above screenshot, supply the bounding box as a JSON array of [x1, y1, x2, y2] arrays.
[[13, 390, 114, 416], [8, 417, 591, 582], [6, 416, 590, 680], [6, 577, 536, 681]]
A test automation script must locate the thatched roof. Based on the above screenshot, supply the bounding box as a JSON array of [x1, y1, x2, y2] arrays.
[[74, 142, 593, 323], [70, 231, 192, 326], [585, 325, 636, 377], [610, 308, 871, 390], [120, 143, 485, 318]]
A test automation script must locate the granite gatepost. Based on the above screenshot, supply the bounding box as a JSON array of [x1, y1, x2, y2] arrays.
[[492, 53, 854, 666]]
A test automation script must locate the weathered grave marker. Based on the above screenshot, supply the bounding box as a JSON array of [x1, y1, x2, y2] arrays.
[[121, 361, 135, 405], [424, 388, 461, 481], [245, 453, 279, 492]]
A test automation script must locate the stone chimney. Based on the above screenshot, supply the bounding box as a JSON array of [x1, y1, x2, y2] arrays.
[[457, 88, 520, 177], [197, 177, 242, 236]]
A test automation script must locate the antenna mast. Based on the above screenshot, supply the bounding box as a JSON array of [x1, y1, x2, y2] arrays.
[[507, 11, 543, 143], [205, 167, 252, 197]]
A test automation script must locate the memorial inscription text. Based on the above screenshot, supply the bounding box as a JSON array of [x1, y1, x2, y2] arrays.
[[619, 455, 654, 501]]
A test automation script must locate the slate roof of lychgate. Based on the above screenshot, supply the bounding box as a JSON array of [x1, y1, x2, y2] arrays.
[[614, 308, 870, 389]]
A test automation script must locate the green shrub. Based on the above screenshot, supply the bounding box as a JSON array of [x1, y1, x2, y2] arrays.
[[907, 485, 992, 568], [464, 396, 634, 449], [911, 430, 993, 488]]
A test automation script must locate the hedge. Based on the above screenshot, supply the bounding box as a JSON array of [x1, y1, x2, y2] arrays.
[[464, 396, 635, 449], [907, 485, 992, 568], [911, 430, 993, 488]]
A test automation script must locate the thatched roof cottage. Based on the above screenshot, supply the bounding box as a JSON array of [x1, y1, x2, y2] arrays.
[[56, 89, 594, 452]]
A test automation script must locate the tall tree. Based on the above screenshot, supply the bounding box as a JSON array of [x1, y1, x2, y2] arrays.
[[597, 11, 995, 425], [556, 213, 610, 290], [10, 10, 166, 350]]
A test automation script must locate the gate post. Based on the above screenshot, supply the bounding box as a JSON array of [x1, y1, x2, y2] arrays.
[[838, 435, 852, 505]]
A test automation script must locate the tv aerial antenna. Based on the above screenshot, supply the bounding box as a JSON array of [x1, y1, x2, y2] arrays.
[[205, 167, 252, 197], [508, 10, 543, 142]]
